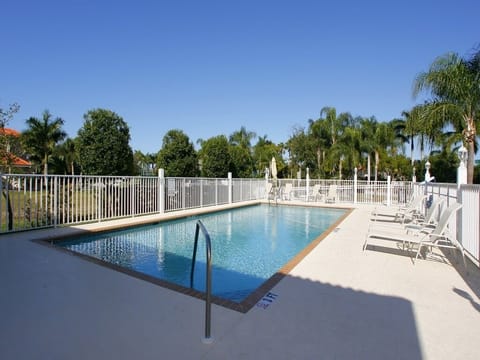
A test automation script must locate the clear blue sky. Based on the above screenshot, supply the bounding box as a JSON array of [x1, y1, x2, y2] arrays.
[[1, 0, 478, 155]]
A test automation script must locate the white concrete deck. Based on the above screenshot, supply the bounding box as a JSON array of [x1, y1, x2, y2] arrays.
[[1, 203, 479, 359]]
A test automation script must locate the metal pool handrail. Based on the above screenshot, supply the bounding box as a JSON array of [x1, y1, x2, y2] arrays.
[[190, 220, 213, 344]]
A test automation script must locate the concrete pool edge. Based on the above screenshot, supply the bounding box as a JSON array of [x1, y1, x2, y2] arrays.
[[31, 201, 354, 313]]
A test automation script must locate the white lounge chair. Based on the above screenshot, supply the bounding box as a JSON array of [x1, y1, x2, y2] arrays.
[[325, 185, 337, 203], [364, 202, 465, 265], [308, 184, 322, 202], [370, 197, 445, 232], [371, 194, 427, 224], [265, 182, 274, 200], [282, 183, 293, 200]]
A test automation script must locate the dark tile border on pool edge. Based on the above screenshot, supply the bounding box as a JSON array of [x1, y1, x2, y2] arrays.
[[36, 205, 353, 314]]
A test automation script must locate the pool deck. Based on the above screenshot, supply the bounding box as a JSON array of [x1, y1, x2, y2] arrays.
[[1, 202, 479, 359]]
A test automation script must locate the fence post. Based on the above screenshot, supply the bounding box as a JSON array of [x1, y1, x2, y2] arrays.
[[306, 167, 310, 202], [53, 176, 58, 228], [228, 172, 232, 204], [354, 168, 358, 204], [158, 169, 165, 214], [386, 176, 391, 206]]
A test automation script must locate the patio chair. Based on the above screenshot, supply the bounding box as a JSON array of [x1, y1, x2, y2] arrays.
[[325, 185, 337, 203], [371, 194, 427, 224], [265, 182, 274, 199], [282, 183, 293, 200], [370, 197, 445, 231], [364, 202, 465, 265], [308, 184, 322, 202]]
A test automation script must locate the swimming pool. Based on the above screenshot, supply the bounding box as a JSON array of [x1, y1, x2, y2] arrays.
[[57, 204, 348, 311]]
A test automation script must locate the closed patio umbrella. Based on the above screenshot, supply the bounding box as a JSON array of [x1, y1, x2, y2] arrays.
[[271, 157, 277, 180]]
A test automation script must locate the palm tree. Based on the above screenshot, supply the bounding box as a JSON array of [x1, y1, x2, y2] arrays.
[[22, 110, 67, 175], [229, 126, 257, 149], [57, 138, 77, 175], [413, 49, 480, 183], [308, 118, 330, 176], [359, 117, 377, 181]]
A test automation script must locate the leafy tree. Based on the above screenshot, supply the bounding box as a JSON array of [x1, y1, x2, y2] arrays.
[[285, 127, 317, 177], [157, 129, 198, 177], [50, 138, 78, 175], [199, 135, 231, 177], [0, 102, 21, 172], [428, 150, 458, 183], [229, 126, 257, 149], [22, 110, 67, 174], [134, 150, 157, 176], [228, 126, 256, 178], [308, 117, 330, 177], [252, 135, 285, 177], [413, 49, 480, 183], [229, 145, 253, 177], [76, 109, 134, 175]]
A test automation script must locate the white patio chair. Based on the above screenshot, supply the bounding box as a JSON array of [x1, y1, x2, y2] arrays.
[[370, 197, 445, 232], [308, 184, 322, 202], [282, 183, 293, 200], [371, 194, 427, 224], [325, 185, 337, 203], [364, 202, 465, 265]]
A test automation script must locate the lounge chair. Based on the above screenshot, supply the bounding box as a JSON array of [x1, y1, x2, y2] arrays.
[[364, 202, 465, 265], [370, 197, 444, 232], [325, 185, 337, 203], [282, 183, 293, 200], [265, 182, 274, 200], [308, 184, 322, 202], [371, 194, 427, 224]]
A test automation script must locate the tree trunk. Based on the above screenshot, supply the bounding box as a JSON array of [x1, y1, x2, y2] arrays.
[[374, 151, 379, 182], [44, 154, 48, 175], [464, 116, 476, 184], [367, 154, 371, 184], [467, 140, 475, 184]]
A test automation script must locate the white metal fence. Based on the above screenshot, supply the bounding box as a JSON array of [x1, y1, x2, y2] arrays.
[[276, 178, 413, 205], [412, 182, 480, 265], [2, 172, 479, 266], [0, 173, 265, 233]]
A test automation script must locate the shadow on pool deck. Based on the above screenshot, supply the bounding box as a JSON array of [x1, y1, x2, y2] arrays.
[[204, 274, 423, 360], [0, 239, 422, 360]]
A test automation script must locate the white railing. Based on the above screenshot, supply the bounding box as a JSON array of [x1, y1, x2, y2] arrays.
[[276, 178, 413, 205], [2, 172, 479, 266], [459, 184, 480, 265], [0, 173, 266, 233], [413, 182, 480, 265]]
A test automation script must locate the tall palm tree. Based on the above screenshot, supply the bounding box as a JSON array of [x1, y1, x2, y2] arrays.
[[308, 118, 330, 176], [57, 138, 77, 175], [359, 117, 377, 181], [229, 126, 257, 149], [22, 110, 67, 175], [413, 49, 480, 183]]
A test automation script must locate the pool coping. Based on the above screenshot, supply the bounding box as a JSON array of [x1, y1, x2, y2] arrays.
[[34, 201, 353, 313]]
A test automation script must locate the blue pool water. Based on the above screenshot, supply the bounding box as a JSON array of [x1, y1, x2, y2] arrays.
[[58, 205, 346, 303]]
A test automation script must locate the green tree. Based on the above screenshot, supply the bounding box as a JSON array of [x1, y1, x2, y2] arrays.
[[134, 150, 157, 176], [199, 135, 231, 177], [228, 126, 256, 178], [50, 138, 78, 175], [76, 109, 134, 175], [285, 127, 317, 177], [413, 49, 480, 183], [229, 145, 253, 177], [229, 126, 257, 149], [157, 129, 198, 177], [22, 110, 67, 174], [252, 135, 285, 178], [0, 102, 21, 172]]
